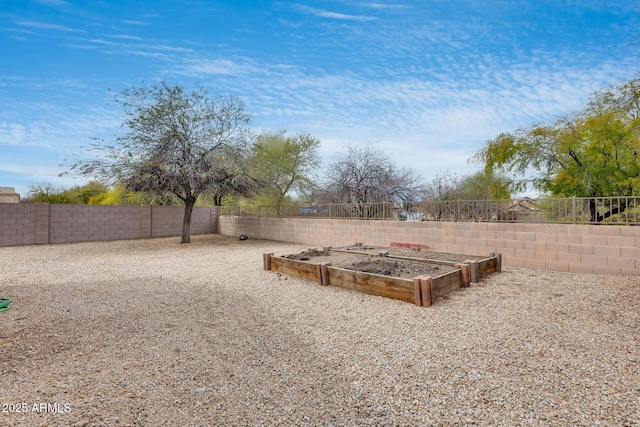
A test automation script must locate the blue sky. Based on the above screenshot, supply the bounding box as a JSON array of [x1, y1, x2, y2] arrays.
[[1, 0, 639, 198]]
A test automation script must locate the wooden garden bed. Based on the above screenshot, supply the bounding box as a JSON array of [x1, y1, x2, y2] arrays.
[[263, 246, 502, 308]]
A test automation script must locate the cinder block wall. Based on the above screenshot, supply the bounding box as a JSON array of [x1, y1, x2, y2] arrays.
[[0, 203, 37, 246], [3, 203, 637, 276], [50, 204, 145, 243], [0, 203, 220, 246], [218, 217, 640, 276], [151, 206, 186, 238]]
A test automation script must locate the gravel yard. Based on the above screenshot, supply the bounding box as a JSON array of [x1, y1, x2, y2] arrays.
[[0, 234, 638, 426]]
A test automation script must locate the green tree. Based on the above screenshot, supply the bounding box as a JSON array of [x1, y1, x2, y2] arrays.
[[70, 82, 255, 243], [71, 181, 111, 204], [25, 183, 71, 203], [25, 181, 109, 204], [202, 148, 258, 207], [250, 131, 321, 213], [474, 74, 640, 222], [458, 170, 512, 200], [425, 170, 511, 201], [89, 185, 178, 205]]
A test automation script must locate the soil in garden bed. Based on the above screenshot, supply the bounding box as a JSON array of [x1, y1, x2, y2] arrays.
[[282, 248, 455, 279], [336, 245, 487, 263]]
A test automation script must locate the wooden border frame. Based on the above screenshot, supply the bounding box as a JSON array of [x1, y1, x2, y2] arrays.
[[264, 251, 502, 308]]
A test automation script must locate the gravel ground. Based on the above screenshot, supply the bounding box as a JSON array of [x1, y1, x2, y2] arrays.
[[0, 234, 638, 426]]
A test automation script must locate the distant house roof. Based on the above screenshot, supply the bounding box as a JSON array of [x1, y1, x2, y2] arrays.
[[0, 187, 20, 203], [509, 197, 537, 212]]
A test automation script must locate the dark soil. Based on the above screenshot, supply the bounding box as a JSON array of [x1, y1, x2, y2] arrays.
[[282, 247, 456, 279], [284, 249, 331, 261], [336, 245, 486, 263], [350, 258, 445, 277]]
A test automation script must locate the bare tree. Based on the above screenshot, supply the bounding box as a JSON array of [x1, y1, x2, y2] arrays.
[[69, 82, 256, 243], [320, 144, 424, 217]]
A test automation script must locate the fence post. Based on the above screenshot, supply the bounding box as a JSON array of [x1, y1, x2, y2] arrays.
[[572, 197, 576, 224], [35, 203, 51, 244]]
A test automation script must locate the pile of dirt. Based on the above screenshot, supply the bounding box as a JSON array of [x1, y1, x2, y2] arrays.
[[284, 248, 331, 261], [350, 258, 444, 277]]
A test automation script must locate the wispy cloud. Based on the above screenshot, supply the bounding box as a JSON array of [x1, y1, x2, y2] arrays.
[[0, 123, 29, 146], [294, 4, 378, 21], [32, 0, 71, 6], [1, 27, 38, 36], [0, 160, 70, 182], [110, 34, 144, 41], [176, 58, 261, 76], [62, 36, 195, 61], [120, 19, 150, 26], [359, 3, 411, 10], [173, 45, 638, 179], [16, 20, 84, 33]]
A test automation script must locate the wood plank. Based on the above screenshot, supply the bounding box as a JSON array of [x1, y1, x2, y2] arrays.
[[466, 260, 479, 283], [431, 270, 463, 300], [263, 253, 273, 270], [478, 257, 497, 279], [386, 254, 458, 267], [320, 262, 331, 286], [490, 252, 503, 272], [413, 277, 422, 306], [455, 263, 470, 287], [331, 248, 376, 257], [270, 256, 320, 282], [419, 276, 432, 307], [327, 266, 415, 303]]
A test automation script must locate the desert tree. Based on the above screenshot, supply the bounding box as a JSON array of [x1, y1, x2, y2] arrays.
[[24, 181, 109, 204], [423, 170, 512, 221], [474, 74, 640, 222], [321, 143, 424, 217], [70, 82, 255, 243], [249, 130, 321, 213]]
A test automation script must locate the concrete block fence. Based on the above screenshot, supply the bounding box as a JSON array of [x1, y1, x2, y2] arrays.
[[2, 202, 638, 275], [0, 203, 219, 246], [218, 216, 640, 276]]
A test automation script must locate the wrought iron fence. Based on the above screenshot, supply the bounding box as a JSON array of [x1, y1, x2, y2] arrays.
[[219, 196, 640, 225]]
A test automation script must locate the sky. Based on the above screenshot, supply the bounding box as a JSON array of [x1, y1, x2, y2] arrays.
[[1, 0, 639, 198]]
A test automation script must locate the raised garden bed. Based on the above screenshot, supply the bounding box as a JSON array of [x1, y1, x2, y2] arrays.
[[263, 244, 502, 308]]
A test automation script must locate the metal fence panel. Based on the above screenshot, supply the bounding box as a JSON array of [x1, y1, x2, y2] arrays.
[[220, 197, 640, 225]]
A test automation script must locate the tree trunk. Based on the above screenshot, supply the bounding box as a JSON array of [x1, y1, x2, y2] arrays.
[[589, 198, 597, 223], [181, 196, 196, 244]]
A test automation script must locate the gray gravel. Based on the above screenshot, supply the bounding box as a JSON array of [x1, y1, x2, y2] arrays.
[[0, 234, 638, 426]]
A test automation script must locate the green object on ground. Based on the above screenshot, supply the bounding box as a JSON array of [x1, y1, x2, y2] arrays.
[[0, 298, 11, 313]]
